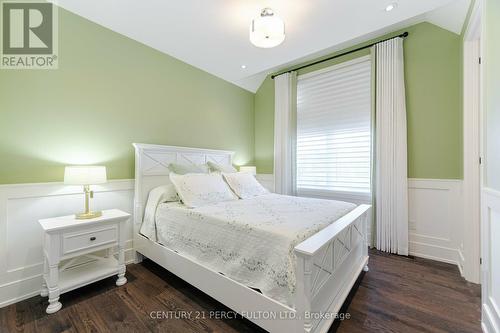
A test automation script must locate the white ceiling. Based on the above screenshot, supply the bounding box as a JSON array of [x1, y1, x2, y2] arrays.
[[53, 0, 470, 92]]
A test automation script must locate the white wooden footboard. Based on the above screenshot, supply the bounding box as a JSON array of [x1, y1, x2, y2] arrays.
[[294, 204, 371, 333]]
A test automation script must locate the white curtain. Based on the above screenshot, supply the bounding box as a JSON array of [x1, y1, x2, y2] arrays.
[[373, 38, 409, 255], [274, 72, 297, 195]]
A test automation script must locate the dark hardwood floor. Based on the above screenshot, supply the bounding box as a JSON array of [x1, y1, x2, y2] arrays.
[[0, 249, 481, 333]]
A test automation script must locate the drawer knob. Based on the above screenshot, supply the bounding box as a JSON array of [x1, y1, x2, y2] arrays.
[[90, 236, 96, 241]]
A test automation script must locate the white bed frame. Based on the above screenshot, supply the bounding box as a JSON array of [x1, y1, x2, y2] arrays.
[[132, 143, 370, 333]]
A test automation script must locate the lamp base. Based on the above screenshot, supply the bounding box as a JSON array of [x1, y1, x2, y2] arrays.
[[75, 211, 102, 220]]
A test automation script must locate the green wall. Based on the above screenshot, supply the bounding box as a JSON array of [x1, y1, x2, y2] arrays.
[[484, 0, 500, 190], [254, 76, 275, 173], [0, 6, 255, 184], [0, 8, 467, 184], [254, 22, 463, 179]]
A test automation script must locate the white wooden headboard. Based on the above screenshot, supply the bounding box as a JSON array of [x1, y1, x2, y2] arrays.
[[132, 143, 234, 232]]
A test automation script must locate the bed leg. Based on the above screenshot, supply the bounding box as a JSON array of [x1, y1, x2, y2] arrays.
[[134, 251, 144, 264], [363, 265, 369, 272]]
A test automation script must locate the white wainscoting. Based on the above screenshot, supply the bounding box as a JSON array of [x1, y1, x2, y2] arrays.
[[481, 187, 500, 333], [408, 179, 464, 269], [0, 180, 135, 308], [0, 176, 466, 308], [256, 174, 275, 192], [0, 175, 278, 308]]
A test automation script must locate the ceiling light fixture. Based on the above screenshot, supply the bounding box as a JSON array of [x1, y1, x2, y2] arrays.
[[241, 65, 247, 69], [250, 8, 285, 48], [385, 3, 397, 11]]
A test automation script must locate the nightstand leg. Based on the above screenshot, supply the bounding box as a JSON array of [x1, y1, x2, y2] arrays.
[[116, 245, 127, 286], [105, 247, 112, 258], [40, 257, 49, 297], [46, 264, 62, 314]]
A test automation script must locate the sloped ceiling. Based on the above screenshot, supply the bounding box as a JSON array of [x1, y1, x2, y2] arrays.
[[53, 0, 471, 92]]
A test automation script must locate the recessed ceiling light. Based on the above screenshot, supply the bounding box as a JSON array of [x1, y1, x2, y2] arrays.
[[241, 65, 247, 69], [385, 3, 397, 11]]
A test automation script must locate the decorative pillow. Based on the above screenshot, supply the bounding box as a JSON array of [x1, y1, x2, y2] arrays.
[[141, 184, 179, 241], [222, 172, 269, 199], [169, 172, 238, 208], [168, 163, 209, 175], [207, 161, 237, 173]]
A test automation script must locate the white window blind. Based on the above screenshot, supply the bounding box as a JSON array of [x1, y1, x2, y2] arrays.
[[296, 56, 372, 198]]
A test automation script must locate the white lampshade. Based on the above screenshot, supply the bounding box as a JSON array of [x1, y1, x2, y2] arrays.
[[240, 166, 257, 175], [64, 166, 107, 185], [250, 8, 285, 48]]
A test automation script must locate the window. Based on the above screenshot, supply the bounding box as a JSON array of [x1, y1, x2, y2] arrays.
[[296, 56, 372, 199]]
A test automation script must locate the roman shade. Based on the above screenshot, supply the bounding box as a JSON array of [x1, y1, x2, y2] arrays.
[[296, 56, 372, 198]]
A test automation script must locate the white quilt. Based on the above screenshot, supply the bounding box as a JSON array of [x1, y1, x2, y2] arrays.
[[140, 193, 355, 307]]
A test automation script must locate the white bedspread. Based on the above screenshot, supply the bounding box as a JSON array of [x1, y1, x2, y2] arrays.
[[141, 193, 355, 307]]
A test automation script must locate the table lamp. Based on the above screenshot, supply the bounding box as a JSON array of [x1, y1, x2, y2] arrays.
[[64, 166, 107, 219]]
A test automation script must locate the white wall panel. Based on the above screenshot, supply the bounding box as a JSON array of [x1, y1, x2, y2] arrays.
[[408, 179, 464, 268], [256, 174, 275, 192], [482, 187, 500, 332]]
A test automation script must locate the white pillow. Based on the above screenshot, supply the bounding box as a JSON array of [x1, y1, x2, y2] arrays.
[[207, 161, 237, 173], [168, 163, 209, 175], [222, 172, 269, 199], [169, 172, 238, 208], [141, 184, 179, 241]]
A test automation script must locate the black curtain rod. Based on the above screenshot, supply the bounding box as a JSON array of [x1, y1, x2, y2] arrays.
[[271, 31, 409, 79]]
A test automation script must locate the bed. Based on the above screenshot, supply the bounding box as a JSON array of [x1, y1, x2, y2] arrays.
[[132, 143, 371, 333]]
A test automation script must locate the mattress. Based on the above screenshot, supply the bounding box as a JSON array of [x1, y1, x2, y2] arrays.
[[140, 193, 356, 307]]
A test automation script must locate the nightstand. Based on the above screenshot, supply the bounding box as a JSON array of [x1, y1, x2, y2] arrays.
[[38, 209, 130, 314]]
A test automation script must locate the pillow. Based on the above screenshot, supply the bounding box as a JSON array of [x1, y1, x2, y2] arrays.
[[169, 172, 238, 208], [148, 184, 179, 203], [207, 161, 237, 173], [222, 172, 269, 199], [141, 184, 179, 241], [168, 163, 209, 175]]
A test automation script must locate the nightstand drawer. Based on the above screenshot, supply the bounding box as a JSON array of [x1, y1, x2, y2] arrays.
[[62, 225, 118, 255]]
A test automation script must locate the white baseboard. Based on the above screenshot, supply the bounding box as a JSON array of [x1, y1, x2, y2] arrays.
[[408, 240, 461, 264], [0, 180, 135, 308], [483, 302, 500, 333], [0, 246, 136, 308]]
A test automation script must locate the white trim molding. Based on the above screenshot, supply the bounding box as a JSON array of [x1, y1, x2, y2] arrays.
[[481, 187, 500, 333], [462, 0, 483, 284], [0, 180, 135, 308]]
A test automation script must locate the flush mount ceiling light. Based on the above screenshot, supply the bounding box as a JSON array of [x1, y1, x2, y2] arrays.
[[250, 8, 285, 48], [385, 3, 397, 11]]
